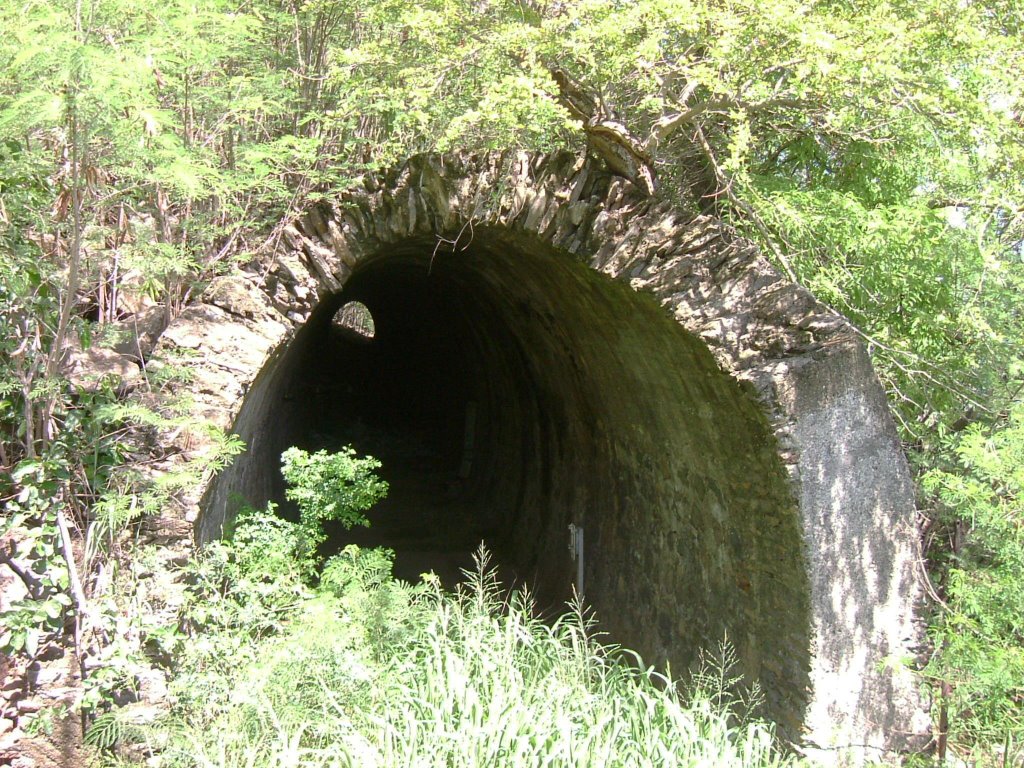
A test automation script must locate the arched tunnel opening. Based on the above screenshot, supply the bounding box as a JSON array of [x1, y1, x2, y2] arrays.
[[200, 227, 811, 735]]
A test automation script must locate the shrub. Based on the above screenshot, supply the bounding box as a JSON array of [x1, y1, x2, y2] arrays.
[[922, 404, 1024, 759], [280, 446, 389, 555]]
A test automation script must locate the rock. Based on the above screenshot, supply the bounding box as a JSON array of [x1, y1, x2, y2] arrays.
[[35, 645, 64, 663], [66, 344, 141, 394], [26, 664, 62, 689], [111, 306, 168, 362], [1, 565, 30, 609], [136, 669, 168, 704], [36, 686, 77, 703], [203, 275, 275, 321], [140, 511, 192, 542], [0, 718, 13, 735], [16, 698, 42, 714], [120, 703, 163, 725]]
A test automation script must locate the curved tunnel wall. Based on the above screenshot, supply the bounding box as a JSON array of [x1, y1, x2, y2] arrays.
[[202, 229, 810, 732], [181, 151, 925, 761]]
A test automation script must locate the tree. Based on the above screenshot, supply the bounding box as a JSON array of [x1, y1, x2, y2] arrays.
[[2, 0, 1022, 757]]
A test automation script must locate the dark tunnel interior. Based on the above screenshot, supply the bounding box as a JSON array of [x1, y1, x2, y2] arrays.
[[284, 248, 543, 587], [198, 228, 812, 734]]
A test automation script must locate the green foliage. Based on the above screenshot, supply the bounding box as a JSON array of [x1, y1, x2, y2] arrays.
[[151, 546, 797, 768], [1, 0, 1022, 760], [85, 711, 127, 751], [0, 462, 72, 657], [80, 635, 143, 715], [921, 404, 1024, 754], [689, 635, 766, 728], [280, 446, 388, 553], [183, 505, 313, 637], [0, 235, 64, 462], [4, 0, 1018, 441], [22, 704, 70, 738], [171, 504, 316, 726], [526, 0, 1023, 439], [77, 393, 245, 561], [320, 545, 428, 659], [169, 448, 386, 727]]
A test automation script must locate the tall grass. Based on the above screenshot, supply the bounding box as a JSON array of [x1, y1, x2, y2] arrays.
[[153, 546, 801, 768]]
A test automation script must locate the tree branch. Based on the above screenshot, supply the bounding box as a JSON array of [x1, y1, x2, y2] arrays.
[[647, 96, 806, 153], [928, 198, 1023, 214], [0, 541, 45, 600], [691, 121, 800, 282], [546, 66, 656, 195]]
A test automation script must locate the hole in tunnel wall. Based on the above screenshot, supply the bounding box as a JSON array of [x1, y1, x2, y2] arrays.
[[198, 227, 811, 735], [333, 300, 375, 339]]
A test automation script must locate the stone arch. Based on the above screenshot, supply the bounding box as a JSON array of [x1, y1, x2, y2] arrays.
[[162, 151, 925, 761]]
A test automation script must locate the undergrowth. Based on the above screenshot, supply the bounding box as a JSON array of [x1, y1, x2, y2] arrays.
[[83, 448, 798, 767], [114, 531, 798, 768]]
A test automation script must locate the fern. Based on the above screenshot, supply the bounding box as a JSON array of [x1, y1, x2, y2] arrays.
[[85, 711, 126, 750]]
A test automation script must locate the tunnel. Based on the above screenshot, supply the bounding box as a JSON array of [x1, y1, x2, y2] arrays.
[[199, 226, 811, 735], [178, 152, 927, 757]]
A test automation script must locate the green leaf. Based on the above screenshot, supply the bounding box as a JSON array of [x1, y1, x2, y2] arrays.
[[23, 628, 39, 657], [84, 712, 123, 750], [42, 599, 65, 620]]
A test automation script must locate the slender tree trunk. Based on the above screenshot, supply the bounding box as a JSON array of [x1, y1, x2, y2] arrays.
[[936, 519, 966, 764], [109, 248, 119, 322], [42, 102, 84, 453]]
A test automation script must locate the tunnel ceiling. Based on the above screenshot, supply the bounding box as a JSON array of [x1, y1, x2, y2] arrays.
[[159, 151, 927, 762]]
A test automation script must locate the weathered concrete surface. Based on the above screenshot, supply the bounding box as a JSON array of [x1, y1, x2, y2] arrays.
[[154, 277, 291, 523], [165, 151, 927, 762], [779, 345, 926, 756]]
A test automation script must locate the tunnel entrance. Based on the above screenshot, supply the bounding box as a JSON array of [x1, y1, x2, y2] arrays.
[[200, 227, 811, 734], [287, 248, 518, 587], [178, 152, 927, 754]]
